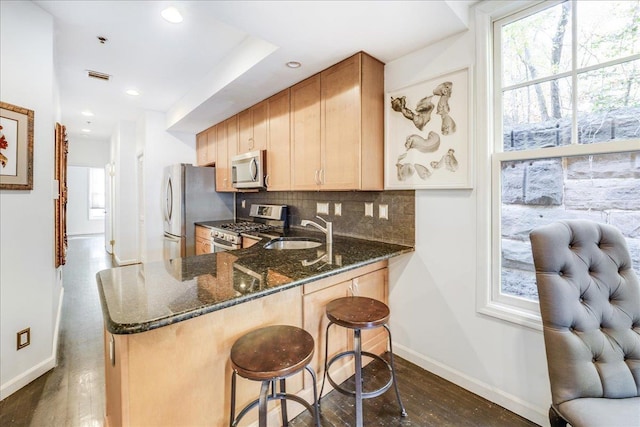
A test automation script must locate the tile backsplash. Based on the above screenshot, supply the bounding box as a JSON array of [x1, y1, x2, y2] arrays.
[[235, 190, 415, 246]]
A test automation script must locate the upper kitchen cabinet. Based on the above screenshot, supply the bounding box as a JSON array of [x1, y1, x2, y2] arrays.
[[196, 127, 217, 166], [291, 74, 322, 190], [266, 89, 291, 191], [238, 100, 267, 154], [291, 52, 384, 191], [216, 118, 238, 192]]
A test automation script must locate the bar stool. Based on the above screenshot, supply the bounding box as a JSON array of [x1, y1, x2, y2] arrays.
[[320, 296, 407, 427], [229, 325, 321, 427]]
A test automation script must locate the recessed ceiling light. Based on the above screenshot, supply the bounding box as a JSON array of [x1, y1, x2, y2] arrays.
[[126, 89, 141, 96], [161, 7, 183, 23], [81, 111, 94, 117], [286, 61, 302, 69], [81, 128, 91, 133]]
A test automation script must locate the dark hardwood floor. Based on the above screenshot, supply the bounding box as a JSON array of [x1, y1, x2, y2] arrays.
[[0, 235, 539, 427]]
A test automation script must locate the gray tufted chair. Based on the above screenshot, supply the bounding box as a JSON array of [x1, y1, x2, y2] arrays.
[[530, 220, 640, 427]]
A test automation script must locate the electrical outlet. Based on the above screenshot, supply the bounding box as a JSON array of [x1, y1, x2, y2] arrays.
[[364, 202, 374, 217], [317, 202, 329, 215], [379, 204, 389, 220], [17, 328, 30, 350], [334, 203, 342, 216]]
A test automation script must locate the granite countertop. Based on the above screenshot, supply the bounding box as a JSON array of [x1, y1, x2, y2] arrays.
[[96, 231, 413, 335]]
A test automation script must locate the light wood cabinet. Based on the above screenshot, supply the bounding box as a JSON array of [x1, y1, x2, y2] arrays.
[[291, 74, 322, 190], [266, 89, 291, 191], [216, 117, 238, 192], [206, 126, 217, 166], [196, 131, 207, 166], [196, 128, 217, 166], [241, 235, 261, 249], [195, 226, 212, 255], [238, 100, 267, 153], [302, 261, 388, 391], [291, 52, 384, 191]]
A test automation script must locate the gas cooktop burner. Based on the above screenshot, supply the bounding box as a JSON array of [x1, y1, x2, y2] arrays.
[[218, 221, 273, 233]]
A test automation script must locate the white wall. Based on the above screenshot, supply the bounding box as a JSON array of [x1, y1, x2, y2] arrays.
[[0, 1, 61, 399], [138, 111, 196, 263], [111, 121, 138, 265], [68, 137, 110, 168], [386, 7, 549, 426]]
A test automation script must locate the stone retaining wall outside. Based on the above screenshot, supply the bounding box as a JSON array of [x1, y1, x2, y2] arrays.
[[500, 111, 640, 300]]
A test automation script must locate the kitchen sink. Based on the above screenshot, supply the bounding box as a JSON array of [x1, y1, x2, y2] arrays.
[[263, 237, 322, 250]]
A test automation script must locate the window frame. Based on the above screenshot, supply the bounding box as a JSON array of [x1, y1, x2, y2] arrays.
[[476, 0, 640, 329]]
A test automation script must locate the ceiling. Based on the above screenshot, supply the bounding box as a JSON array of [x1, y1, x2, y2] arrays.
[[34, 1, 479, 143]]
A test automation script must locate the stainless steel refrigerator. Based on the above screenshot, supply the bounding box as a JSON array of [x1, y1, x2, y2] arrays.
[[162, 164, 234, 260]]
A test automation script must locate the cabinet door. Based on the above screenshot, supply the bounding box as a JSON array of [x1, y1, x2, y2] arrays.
[[266, 89, 291, 191], [321, 53, 361, 190], [251, 100, 268, 151], [215, 117, 238, 192], [238, 101, 267, 153], [238, 109, 253, 154], [291, 74, 321, 190], [215, 123, 227, 191], [206, 127, 217, 166], [303, 280, 350, 383], [196, 132, 208, 166], [350, 268, 388, 353]]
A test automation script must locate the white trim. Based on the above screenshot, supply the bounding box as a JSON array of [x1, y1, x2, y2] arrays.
[[394, 343, 547, 426], [114, 254, 138, 266], [0, 287, 64, 400]]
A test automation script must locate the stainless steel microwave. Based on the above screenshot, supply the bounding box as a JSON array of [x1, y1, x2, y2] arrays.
[[231, 150, 266, 189]]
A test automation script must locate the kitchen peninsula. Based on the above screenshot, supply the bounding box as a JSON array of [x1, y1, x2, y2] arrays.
[[97, 232, 412, 427]]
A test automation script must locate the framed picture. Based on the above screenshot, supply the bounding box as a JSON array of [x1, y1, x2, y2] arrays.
[[385, 67, 472, 190], [1, 101, 34, 190]]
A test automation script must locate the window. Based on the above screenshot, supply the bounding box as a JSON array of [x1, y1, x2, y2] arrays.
[[89, 167, 105, 219], [488, 0, 640, 323]]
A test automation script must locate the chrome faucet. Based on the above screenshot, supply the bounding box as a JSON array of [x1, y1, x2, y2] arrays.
[[301, 216, 333, 245]]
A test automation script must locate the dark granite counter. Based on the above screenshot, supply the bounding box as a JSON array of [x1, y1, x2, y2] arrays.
[[96, 231, 413, 335]]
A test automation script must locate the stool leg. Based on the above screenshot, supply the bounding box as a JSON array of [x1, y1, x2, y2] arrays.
[[230, 371, 237, 427], [305, 365, 322, 427], [354, 328, 363, 427], [279, 378, 289, 426], [258, 380, 269, 427], [384, 324, 407, 417], [319, 321, 334, 400]]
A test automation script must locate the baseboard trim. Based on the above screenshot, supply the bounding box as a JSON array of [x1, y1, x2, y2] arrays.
[[0, 287, 64, 401], [113, 254, 138, 266], [393, 343, 547, 426]]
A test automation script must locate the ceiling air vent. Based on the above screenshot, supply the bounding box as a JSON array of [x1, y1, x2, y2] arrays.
[[86, 70, 111, 81]]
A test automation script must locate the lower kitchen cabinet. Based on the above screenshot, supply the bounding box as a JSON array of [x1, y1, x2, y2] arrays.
[[302, 261, 388, 392], [103, 261, 389, 426], [194, 225, 211, 255]]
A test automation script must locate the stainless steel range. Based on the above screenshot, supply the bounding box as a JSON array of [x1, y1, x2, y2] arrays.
[[198, 204, 288, 252]]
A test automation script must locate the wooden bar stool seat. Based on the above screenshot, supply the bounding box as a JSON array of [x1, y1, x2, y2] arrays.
[[320, 297, 406, 427], [229, 325, 321, 427]]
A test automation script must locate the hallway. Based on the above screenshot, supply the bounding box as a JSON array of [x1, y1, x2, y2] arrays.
[[0, 235, 112, 426]]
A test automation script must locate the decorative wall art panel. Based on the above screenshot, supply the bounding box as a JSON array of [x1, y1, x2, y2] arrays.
[[0, 101, 34, 190], [385, 67, 472, 189]]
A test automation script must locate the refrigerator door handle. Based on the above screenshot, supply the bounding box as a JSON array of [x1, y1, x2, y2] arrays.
[[165, 177, 173, 223], [164, 233, 181, 242]]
